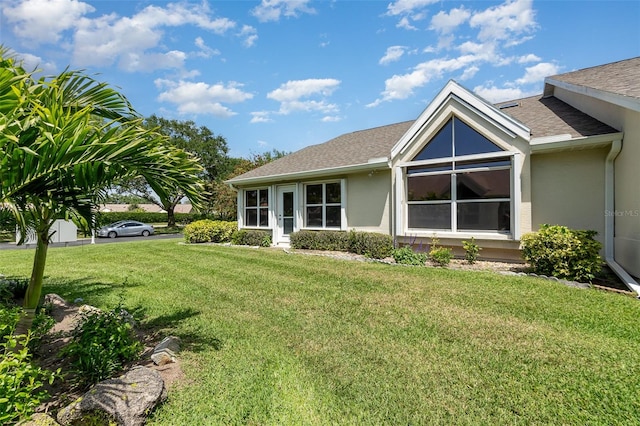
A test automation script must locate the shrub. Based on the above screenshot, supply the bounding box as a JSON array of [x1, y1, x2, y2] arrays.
[[429, 238, 452, 267], [183, 220, 237, 244], [231, 229, 272, 247], [462, 237, 481, 264], [347, 230, 394, 259], [521, 224, 602, 282], [0, 334, 58, 424], [60, 305, 142, 385], [392, 246, 427, 266], [290, 230, 350, 251], [0, 276, 29, 303]]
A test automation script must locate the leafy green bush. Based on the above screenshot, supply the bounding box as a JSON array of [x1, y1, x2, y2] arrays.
[[290, 230, 393, 259], [0, 277, 29, 303], [462, 237, 481, 264], [231, 229, 272, 247], [290, 230, 350, 251], [0, 334, 58, 424], [429, 238, 452, 267], [521, 224, 602, 282], [392, 246, 427, 266], [348, 230, 394, 259], [60, 306, 142, 385], [183, 220, 237, 244]]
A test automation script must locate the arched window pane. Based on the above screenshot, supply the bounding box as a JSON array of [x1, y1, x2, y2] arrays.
[[412, 120, 453, 161], [454, 118, 502, 156]]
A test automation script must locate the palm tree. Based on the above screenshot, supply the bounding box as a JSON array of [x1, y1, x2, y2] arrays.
[[0, 48, 206, 334]]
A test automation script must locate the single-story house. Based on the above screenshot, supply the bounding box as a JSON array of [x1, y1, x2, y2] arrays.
[[227, 57, 640, 294]]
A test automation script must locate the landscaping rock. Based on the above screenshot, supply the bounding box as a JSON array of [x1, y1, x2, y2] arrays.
[[18, 413, 60, 425], [56, 366, 167, 426], [44, 293, 69, 309], [151, 336, 181, 366]]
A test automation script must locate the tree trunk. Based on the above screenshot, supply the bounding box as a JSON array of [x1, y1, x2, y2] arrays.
[[167, 206, 176, 227], [14, 230, 49, 336]]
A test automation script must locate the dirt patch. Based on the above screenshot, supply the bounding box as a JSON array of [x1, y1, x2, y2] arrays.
[[33, 297, 187, 417]]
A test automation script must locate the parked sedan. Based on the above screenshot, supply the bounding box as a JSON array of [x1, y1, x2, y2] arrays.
[[97, 221, 154, 238]]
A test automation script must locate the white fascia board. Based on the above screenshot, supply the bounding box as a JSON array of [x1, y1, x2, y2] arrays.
[[530, 132, 623, 153], [226, 159, 390, 187], [546, 77, 640, 113], [390, 80, 530, 160]]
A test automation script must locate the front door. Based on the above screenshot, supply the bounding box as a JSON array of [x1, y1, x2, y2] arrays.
[[276, 185, 296, 244]]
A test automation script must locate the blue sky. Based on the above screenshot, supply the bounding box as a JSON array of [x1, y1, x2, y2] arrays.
[[1, 0, 639, 158]]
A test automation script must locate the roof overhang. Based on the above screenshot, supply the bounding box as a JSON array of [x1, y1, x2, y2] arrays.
[[391, 80, 530, 160], [545, 77, 640, 113], [226, 157, 390, 187], [530, 131, 623, 154]]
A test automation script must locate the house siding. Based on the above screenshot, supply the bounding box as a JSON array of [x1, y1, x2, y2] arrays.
[[553, 87, 640, 278], [345, 171, 392, 234], [530, 147, 608, 248]]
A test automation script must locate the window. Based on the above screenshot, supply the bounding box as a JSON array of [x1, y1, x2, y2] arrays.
[[305, 182, 341, 228], [245, 189, 269, 227], [406, 117, 512, 233]]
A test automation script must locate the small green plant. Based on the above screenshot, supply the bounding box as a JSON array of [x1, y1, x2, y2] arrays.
[[0, 333, 58, 424], [347, 230, 394, 259], [429, 238, 452, 267], [462, 237, 481, 264], [521, 224, 602, 282], [60, 305, 143, 385], [392, 246, 427, 266]]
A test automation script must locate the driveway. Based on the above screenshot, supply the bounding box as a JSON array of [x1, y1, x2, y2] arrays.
[[0, 233, 183, 250]]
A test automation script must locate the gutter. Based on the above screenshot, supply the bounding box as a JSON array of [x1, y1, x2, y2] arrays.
[[604, 139, 640, 296]]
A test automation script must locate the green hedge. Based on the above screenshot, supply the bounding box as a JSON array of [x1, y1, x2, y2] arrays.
[[290, 230, 393, 259], [231, 229, 272, 247], [183, 220, 238, 244]]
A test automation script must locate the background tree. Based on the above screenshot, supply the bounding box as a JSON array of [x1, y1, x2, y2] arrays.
[[115, 115, 229, 226], [0, 48, 205, 334], [208, 150, 288, 220]]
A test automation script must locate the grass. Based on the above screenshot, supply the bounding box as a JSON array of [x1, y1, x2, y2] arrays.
[[2, 239, 640, 424]]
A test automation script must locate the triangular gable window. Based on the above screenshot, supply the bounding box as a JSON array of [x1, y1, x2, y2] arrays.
[[412, 117, 502, 161]]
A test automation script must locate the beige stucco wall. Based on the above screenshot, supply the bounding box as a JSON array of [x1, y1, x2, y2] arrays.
[[345, 170, 392, 234], [530, 147, 608, 248], [553, 87, 640, 278]]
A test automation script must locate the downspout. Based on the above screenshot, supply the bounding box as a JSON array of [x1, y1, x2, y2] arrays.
[[604, 140, 640, 296]]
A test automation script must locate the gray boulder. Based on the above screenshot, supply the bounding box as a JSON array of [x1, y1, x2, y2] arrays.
[[57, 367, 167, 426], [151, 336, 181, 366]]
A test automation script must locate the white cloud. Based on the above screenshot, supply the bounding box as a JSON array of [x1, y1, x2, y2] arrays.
[[460, 66, 479, 81], [239, 25, 258, 48], [368, 55, 478, 106], [14, 51, 57, 73], [396, 16, 417, 30], [252, 0, 315, 23], [251, 111, 273, 123], [469, 0, 537, 42], [517, 54, 541, 63], [321, 115, 342, 122], [430, 7, 471, 34], [257, 140, 269, 147], [267, 78, 341, 115], [155, 79, 253, 118], [473, 84, 536, 103], [516, 62, 559, 84], [379, 46, 406, 65], [67, 2, 236, 71], [386, 0, 438, 16], [2, 0, 94, 44], [194, 37, 220, 58]]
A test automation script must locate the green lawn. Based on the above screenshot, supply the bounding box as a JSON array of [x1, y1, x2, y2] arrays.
[[2, 239, 640, 424]]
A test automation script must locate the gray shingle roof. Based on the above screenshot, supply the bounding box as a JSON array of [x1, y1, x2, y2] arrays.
[[228, 121, 413, 182], [496, 95, 617, 139], [547, 57, 640, 100], [230, 58, 635, 184]]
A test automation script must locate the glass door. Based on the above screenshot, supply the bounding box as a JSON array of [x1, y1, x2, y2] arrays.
[[277, 185, 296, 244]]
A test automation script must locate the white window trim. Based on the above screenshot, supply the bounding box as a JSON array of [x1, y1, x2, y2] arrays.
[[400, 151, 518, 239], [301, 180, 346, 231], [242, 187, 271, 229]]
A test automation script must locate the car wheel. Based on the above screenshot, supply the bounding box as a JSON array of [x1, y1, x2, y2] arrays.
[[108, 231, 117, 238], [142, 230, 150, 237]]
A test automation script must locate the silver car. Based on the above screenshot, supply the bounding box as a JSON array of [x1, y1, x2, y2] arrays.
[[97, 220, 154, 238]]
